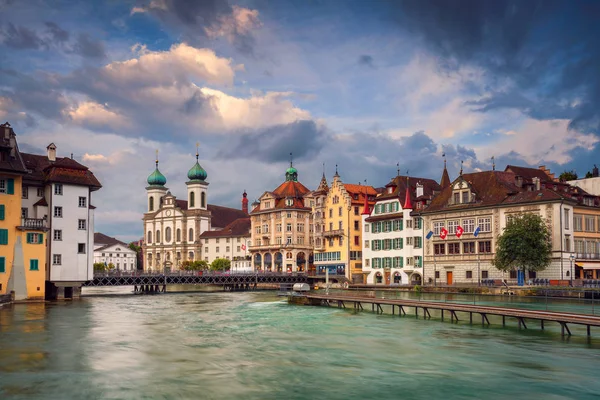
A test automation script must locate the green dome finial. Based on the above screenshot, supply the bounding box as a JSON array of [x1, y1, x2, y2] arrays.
[[187, 143, 208, 182], [147, 150, 167, 186], [285, 152, 298, 182]]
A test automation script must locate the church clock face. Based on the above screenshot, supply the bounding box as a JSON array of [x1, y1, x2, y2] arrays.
[[166, 210, 171, 217]]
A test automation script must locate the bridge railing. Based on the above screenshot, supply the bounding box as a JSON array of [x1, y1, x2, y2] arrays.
[[93, 270, 311, 278]]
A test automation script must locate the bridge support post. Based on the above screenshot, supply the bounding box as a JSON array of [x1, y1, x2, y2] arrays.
[[541, 320, 544, 330], [469, 312, 472, 324], [587, 325, 591, 337], [441, 310, 444, 321]]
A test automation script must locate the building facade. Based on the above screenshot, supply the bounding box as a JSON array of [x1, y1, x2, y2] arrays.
[[0, 122, 46, 301], [142, 152, 247, 272], [571, 187, 600, 279], [20, 143, 101, 299], [314, 171, 376, 282], [249, 163, 313, 272], [420, 166, 580, 285], [362, 174, 441, 285], [199, 217, 251, 265], [93, 233, 138, 271]]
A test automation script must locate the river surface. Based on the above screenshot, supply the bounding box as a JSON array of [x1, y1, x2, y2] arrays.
[[1, 290, 599, 399]]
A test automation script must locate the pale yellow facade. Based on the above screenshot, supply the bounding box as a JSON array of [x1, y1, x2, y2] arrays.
[[573, 205, 600, 279]]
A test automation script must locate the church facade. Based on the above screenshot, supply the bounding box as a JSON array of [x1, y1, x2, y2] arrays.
[[142, 151, 248, 271]]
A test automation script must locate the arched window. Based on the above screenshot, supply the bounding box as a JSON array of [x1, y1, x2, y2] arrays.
[[201, 192, 206, 208], [190, 191, 195, 208], [165, 227, 172, 242], [147, 230, 152, 244], [156, 229, 161, 243], [149, 197, 154, 211], [188, 251, 194, 261], [159, 197, 163, 208], [166, 252, 171, 261], [189, 228, 194, 242], [176, 228, 181, 242]]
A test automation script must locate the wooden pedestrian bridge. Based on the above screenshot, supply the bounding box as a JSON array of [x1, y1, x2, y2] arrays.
[[296, 293, 600, 337]]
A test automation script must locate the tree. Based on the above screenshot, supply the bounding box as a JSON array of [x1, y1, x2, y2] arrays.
[[492, 213, 552, 273], [558, 170, 578, 182], [210, 258, 231, 271], [585, 171, 594, 179], [180, 260, 209, 271], [93, 262, 106, 271], [107, 263, 115, 271]]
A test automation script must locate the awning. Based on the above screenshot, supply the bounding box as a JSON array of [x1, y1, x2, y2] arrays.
[[575, 262, 600, 270]]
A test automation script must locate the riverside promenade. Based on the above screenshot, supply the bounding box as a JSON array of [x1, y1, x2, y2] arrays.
[[298, 292, 600, 337]]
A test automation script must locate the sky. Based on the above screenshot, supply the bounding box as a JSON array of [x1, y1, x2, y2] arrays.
[[1, 0, 600, 242]]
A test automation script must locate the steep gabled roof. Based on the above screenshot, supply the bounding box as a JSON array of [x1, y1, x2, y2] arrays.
[[376, 175, 441, 202], [21, 153, 102, 189], [174, 200, 248, 229], [94, 232, 127, 247], [199, 218, 251, 238]]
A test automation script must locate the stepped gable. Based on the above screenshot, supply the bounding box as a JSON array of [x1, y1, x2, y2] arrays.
[[21, 153, 101, 189], [175, 200, 248, 229], [199, 218, 251, 238]]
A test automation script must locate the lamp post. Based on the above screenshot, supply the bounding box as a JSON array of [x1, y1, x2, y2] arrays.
[[570, 253, 575, 286]]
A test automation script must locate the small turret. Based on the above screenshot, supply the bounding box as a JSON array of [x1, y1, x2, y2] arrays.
[[242, 190, 249, 213]]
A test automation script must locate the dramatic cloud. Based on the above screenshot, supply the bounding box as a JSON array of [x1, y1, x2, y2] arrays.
[[0, 23, 46, 49], [357, 55, 375, 68], [70, 33, 106, 59], [131, 0, 261, 54]]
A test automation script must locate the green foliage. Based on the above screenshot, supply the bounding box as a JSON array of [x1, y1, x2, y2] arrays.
[[210, 258, 231, 271], [585, 171, 594, 179], [413, 284, 422, 293], [93, 262, 106, 271], [492, 213, 552, 273], [128, 242, 141, 253], [107, 263, 115, 270], [558, 170, 578, 182], [180, 260, 208, 271]]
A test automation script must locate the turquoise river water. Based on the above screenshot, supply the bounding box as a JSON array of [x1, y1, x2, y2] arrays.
[[1, 290, 600, 399]]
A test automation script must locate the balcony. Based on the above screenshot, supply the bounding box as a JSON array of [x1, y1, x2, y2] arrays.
[[323, 229, 344, 238], [576, 253, 600, 260], [17, 218, 49, 231]]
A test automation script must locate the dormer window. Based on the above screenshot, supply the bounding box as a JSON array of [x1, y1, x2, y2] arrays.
[[264, 201, 271, 208], [388, 187, 393, 194], [462, 191, 469, 203], [286, 198, 294, 206]]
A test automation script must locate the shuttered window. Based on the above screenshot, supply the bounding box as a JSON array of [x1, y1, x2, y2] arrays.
[[7, 179, 14, 195], [29, 259, 39, 271], [0, 229, 8, 245], [0, 204, 4, 220], [0, 257, 5, 273]]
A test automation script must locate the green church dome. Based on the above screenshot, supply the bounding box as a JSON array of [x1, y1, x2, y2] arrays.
[[187, 150, 208, 182], [147, 160, 167, 186]]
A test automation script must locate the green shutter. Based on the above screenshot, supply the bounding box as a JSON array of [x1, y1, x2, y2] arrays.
[[0, 229, 8, 245], [400, 238, 403, 249], [0, 257, 4, 272], [399, 220, 403, 231], [0, 204, 4, 220], [29, 259, 39, 271], [7, 179, 14, 195], [26, 233, 32, 244], [399, 257, 404, 267], [38, 234, 43, 244]]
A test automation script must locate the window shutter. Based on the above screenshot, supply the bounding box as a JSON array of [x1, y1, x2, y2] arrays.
[[38, 234, 43, 244], [30, 259, 35, 270], [0, 229, 8, 245], [7, 179, 14, 195], [399, 257, 404, 267], [26, 233, 32, 244], [0, 204, 4, 220], [0, 257, 4, 272], [399, 220, 403, 231], [400, 238, 403, 249]]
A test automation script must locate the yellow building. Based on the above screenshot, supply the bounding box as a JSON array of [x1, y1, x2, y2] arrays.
[[573, 199, 600, 279], [0, 122, 46, 301], [315, 171, 376, 282]]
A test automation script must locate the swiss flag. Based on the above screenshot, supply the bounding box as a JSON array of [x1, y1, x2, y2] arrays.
[[440, 227, 448, 240], [456, 226, 464, 238], [241, 244, 247, 250]]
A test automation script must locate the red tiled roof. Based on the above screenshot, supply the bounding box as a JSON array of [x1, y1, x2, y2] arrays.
[[21, 153, 102, 189], [175, 200, 248, 229], [440, 166, 450, 188], [505, 165, 554, 182], [272, 180, 311, 198], [422, 170, 574, 214], [199, 218, 250, 238], [376, 175, 441, 202]]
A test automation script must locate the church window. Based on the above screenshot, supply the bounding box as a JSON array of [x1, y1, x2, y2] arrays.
[[190, 191, 195, 208], [156, 230, 160, 243], [201, 192, 206, 208], [188, 251, 194, 260], [189, 228, 194, 242], [149, 197, 154, 211], [176, 228, 181, 242], [165, 227, 172, 242], [147, 231, 152, 244]]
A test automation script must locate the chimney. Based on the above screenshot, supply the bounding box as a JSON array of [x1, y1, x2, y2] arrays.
[[242, 190, 249, 214], [416, 182, 424, 198], [47, 143, 57, 162], [515, 175, 523, 188], [533, 177, 541, 191], [2, 122, 10, 140]]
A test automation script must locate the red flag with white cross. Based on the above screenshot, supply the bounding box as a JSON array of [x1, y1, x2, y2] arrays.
[[241, 244, 247, 250], [456, 226, 464, 238], [440, 227, 448, 240]]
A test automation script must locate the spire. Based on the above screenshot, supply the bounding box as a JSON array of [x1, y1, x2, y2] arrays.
[[242, 190, 249, 214], [147, 149, 167, 187], [361, 185, 371, 215], [492, 156, 495, 171], [285, 152, 298, 182], [156, 149, 159, 167], [460, 160, 464, 176], [403, 176, 413, 210], [397, 162, 400, 177], [334, 163, 339, 177], [440, 153, 450, 188], [196, 142, 199, 161], [187, 143, 208, 182]]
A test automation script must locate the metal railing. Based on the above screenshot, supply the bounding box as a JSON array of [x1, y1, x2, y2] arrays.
[[19, 218, 47, 229]]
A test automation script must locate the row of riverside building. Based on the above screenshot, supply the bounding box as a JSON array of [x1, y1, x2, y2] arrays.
[[0, 122, 101, 301], [141, 149, 600, 285]]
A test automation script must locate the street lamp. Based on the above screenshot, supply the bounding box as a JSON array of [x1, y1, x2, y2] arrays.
[[569, 253, 575, 286]]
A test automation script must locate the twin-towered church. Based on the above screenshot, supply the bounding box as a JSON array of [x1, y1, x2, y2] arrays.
[[142, 151, 248, 271]]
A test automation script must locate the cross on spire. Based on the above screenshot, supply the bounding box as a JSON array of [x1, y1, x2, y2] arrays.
[[290, 152, 293, 167], [155, 149, 159, 166], [196, 142, 199, 161], [397, 162, 400, 176]]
